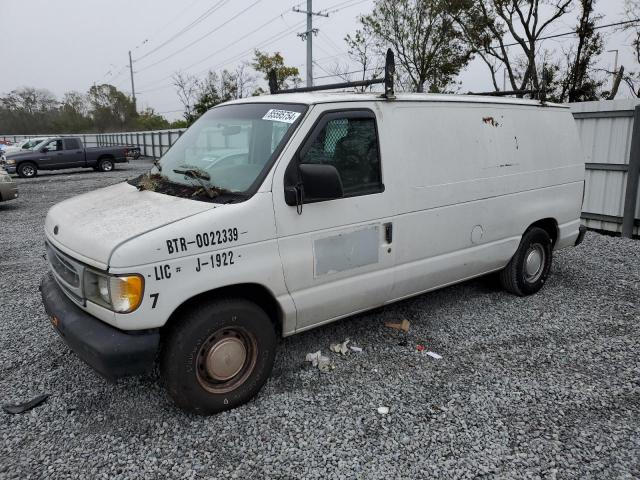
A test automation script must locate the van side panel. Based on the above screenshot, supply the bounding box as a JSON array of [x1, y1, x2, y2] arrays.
[[383, 103, 584, 300]]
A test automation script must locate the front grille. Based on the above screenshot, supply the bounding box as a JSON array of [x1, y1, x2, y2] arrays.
[[47, 243, 80, 287], [46, 242, 85, 303]]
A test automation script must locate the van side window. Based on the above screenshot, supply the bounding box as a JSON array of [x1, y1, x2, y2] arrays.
[[300, 114, 382, 196]]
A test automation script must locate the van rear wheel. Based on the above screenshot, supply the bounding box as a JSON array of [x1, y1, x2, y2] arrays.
[[499, 227, 552, 296], [160, 298, 276, 415]]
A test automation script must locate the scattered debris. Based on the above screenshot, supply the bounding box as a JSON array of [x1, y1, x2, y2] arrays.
[[385, 319, 410, 333], [426, 351, 442, 360], [349, 345, 363, 353], [397, 339, 408, 347], [330, 339, 351, 355], [305, 351, 333, 372], [2, 394, 49, 414], [416, 344, 426, 352], [377, 406, 390, 415], [482, 116, 500, 127]]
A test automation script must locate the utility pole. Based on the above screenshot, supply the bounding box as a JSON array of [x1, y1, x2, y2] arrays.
[[293, 0, 328, 87], [128, 50, 137, 112], [607, 49, 619, 87]]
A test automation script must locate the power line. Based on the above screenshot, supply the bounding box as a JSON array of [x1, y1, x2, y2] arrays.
[[501, 18, 640, 48], [137, 17, 306, 92], [135, 0, 231, 62], [137, 0, 358, 97], [136, 0, 264, 73]]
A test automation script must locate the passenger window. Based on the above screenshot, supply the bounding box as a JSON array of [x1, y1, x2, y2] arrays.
[[43, 140, 62, 151], [300, 115, 381, 196], [65, 139, 80, 150]]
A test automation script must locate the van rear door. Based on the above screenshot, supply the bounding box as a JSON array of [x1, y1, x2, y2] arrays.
[[272, 107, 396, 331]]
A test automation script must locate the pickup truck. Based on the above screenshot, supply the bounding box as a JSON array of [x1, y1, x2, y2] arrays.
[[2, 137, 133, 178]]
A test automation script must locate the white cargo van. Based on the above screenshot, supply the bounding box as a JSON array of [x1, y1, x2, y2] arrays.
[[41, 83, 586, 414]]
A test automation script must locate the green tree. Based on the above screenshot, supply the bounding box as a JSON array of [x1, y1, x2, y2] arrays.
[[135, 108, 170, 130], [54, 91, 92, 132], [87, 84, 137, 132], [251, 50, 301, 91], [361, 0, 473, 93]]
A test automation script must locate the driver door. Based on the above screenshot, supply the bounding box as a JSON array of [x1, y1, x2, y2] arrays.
[[38, 139, 64, 169], [272, 106, 396, 331]]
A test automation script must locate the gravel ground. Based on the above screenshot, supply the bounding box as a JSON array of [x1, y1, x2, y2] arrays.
[[1, 160, 639, 479]]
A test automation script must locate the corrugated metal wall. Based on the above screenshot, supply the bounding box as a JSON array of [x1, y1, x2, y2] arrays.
[[571, 99, 640, 237]]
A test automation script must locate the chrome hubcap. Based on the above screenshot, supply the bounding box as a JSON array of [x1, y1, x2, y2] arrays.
[[23, 166, 34, 176], [103, 163, 113, 171], [205, 337, 246, 381], [524, 244, 545, 282]]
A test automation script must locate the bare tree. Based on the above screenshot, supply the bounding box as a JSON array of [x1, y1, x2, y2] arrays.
[[172, 71, 199, 122], [233, 63, 256, 99], [454, 0, 573, 94], [617, 0, 640, 96], [361, 0, 472, 93], [345, 27, 383, 90]]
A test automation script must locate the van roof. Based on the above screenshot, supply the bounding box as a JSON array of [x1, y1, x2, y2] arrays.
[[230, 92, 567, 109]]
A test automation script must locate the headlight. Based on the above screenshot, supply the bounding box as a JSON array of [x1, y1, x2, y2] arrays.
[[84, 270, 144, 313], [5, 159, 15, 165]]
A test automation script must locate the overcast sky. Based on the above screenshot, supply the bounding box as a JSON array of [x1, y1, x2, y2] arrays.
[[0, 0, 636, 120]]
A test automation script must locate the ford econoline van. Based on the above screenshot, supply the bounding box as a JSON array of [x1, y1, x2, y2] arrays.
[[40, 90, 586, 414]]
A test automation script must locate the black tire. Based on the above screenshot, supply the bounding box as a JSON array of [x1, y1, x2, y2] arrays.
[[499, 227, 552, 296], [17, 162, 37, 178], [160, 298, 277, 415], [98, 158, 114, 172]]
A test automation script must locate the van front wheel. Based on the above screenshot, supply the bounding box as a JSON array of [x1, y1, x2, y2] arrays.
[[499, 227, 552, 296], [160, 298, 277, 415]]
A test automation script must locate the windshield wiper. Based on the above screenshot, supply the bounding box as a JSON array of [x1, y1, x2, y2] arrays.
[[172, 166, 217, 199]]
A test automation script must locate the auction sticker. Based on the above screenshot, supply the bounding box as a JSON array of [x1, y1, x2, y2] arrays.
[[262, 109, 300, 123]]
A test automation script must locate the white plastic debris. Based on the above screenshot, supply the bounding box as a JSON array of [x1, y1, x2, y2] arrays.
[[377, 406, 390, 415], [305, 351, 333, 372], [330, 339, 351, 355], [349, 345, 363, 353], [426, 351, 442, 360]]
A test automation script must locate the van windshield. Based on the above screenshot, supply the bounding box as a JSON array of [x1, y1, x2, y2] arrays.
[[157, 103, 306, 195]]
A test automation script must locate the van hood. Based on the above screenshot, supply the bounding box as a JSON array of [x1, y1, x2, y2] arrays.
[[45, 182, 217, 268]]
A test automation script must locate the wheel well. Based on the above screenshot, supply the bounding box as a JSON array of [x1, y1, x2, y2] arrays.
[[528, 218, 558, 246], [162, 283, 283, 337]]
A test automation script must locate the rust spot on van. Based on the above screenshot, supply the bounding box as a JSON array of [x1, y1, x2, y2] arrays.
[[482, 116, 500, 127]]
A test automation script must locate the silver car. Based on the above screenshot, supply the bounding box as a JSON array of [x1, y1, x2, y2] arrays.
[[0, 169, 18, 202]]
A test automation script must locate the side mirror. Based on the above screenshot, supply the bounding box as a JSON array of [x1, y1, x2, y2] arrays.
[[299, 163, 343, 201]]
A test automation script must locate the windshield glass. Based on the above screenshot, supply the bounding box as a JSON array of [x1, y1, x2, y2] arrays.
[[30, 138, 50, 150], [158, 103, 306, 194]]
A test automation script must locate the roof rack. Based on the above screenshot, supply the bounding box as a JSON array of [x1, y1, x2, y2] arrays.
[[269, 48, 396, 99], [467, 89, 538, 97]]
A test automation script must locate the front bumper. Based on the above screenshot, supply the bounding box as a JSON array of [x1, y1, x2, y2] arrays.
[[4, 165, 15, 174], [40, 272, 159, 380]]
